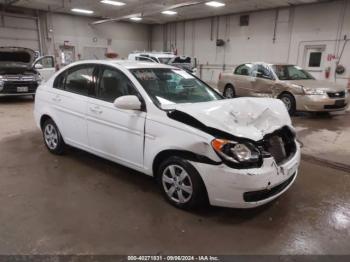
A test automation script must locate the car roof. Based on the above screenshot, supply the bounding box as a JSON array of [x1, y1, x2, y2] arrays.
[[130, 52, 175, 58], [65, 59, 178, 70], [239, 62, 295, 66]]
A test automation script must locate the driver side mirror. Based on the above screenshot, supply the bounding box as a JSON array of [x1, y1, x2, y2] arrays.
[[34, 63, 43, 70], [113, 95, 142, 111]]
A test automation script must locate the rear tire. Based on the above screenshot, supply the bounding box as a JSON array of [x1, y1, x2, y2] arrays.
[[157, 156, 207, 210], [223, 84, 235, 98], [279, 93, 296, 115], [42, 118, 65, 155]]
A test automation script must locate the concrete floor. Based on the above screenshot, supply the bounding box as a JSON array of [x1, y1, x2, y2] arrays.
[[1, 96, 350, 255]]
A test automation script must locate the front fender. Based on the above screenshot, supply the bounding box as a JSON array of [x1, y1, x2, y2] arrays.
[[143, 116, 221, 176]]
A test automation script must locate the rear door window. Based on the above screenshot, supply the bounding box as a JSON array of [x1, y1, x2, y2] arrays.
[[254, 64, 274, 80], [65, 65, 96, 96], [234, 64, 253, 76]]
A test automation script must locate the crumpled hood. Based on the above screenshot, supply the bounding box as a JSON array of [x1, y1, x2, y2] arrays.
[[290, 79, 346, 92], [0, 47, 35, 72], [164, 98, 292, 141]]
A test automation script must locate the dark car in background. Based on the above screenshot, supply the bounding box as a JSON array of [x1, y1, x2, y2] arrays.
[[0, 47, 44, 98]]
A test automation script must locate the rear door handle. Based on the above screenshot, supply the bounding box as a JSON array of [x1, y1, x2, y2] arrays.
[[52, 95, 61, 102], [89, 106, 103, 114]]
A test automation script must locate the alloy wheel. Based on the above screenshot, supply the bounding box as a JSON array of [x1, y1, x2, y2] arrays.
[[224, 87, 234, 98], [281, 96, 292, 111], [44, 124, 59, 150], [162, 165, 193, 204]]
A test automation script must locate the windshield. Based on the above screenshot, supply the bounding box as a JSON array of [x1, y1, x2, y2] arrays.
[[158, 58, 172, 64], [131, 68, 222, 107], [272, 65, 315, 80]]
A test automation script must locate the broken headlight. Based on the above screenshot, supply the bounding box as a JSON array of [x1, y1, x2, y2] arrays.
[[211, 139, 261, 168]]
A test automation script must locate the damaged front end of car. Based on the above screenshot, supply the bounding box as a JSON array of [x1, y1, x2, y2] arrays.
[[163, 98, 300, 208], [167, 109, 297, 170]]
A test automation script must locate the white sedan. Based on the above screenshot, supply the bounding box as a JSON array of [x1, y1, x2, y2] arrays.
[[34, 60, 301, 209]]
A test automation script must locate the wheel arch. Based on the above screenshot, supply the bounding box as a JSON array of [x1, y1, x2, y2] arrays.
[[152, 149, 210, 203], [277, 91, 297, 114], [152, 149, 218, 177], [40, 114, 53, 130], [277, 90, 295, 99], [39, 114, 66, 143], [225, 83, 234, 88], [223, 83, 236, 97]]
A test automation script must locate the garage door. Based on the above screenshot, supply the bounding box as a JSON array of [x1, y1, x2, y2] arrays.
[[0, 13, 40, 52]]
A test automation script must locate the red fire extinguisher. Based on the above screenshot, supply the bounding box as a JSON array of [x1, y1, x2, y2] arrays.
[[324, 66, 331, 79]]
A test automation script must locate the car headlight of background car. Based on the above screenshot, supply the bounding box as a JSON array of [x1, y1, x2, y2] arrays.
[[302, 87, 326, 95], [211, 139, 262, 168]]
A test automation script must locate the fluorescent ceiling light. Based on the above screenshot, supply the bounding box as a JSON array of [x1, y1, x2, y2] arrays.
[[100, 0, 126, 6], [161, 10, 178, 15], [205, 1, 226, 7], [130, 17, 142, 21], [71, 8, 94, 14]]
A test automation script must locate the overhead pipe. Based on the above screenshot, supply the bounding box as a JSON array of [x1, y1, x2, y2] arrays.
[[272, 9, 278, 44]]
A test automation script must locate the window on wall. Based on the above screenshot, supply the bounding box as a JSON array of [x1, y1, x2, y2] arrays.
[[240, 15, 249, 26], [308, 52, 322, 67], [304, 46, 325, 71]]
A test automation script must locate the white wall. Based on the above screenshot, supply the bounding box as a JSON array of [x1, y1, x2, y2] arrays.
[[152, 0, 350, 87], [40, 13, 150, 66]]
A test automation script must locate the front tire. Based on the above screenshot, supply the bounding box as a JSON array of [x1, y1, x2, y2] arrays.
[[279, 93, 296, 115], [157, 156, 207, 210], [223, 84, 235, 98], [42, 119, 65, 155]]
